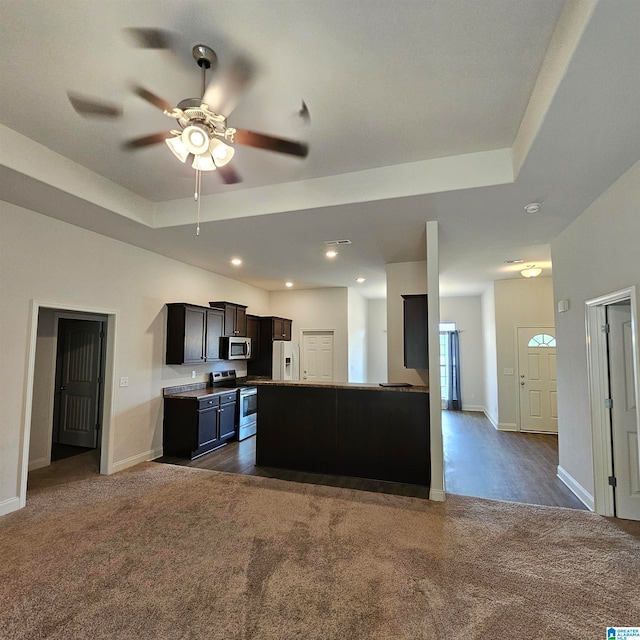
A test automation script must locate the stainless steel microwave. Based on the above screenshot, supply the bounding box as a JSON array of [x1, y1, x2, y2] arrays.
[[220, 336, 252, 360]]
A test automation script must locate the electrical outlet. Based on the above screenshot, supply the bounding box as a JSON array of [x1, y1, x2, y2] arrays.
[[119, 377, 129, 387], [191, 371, 197, 379], [471, 393, 476, 399]]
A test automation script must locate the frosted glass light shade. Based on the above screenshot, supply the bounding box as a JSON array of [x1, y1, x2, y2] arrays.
[[182, 125, 210, 154], [209, 138, 235, 167], [192, 153, 216, 172], [165, 136, 189, 163], [520, 267, 542, 278]]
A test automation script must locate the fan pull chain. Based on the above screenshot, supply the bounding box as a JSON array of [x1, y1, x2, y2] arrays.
[[194, 169, 202, 236]]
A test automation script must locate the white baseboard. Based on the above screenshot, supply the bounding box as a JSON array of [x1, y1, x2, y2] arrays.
[[461, 404, 484, 412], [0, 496, 21, 517], [557, 465, 595, 511], [497, 422, 517, 431], [111, 447, 164, 474], [28, 457, 50, 471], [429, 488, 446, 502], [484, 410, 498, 429]]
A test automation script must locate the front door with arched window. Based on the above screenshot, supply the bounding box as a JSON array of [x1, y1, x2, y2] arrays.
[[517, 326, 557, 432]]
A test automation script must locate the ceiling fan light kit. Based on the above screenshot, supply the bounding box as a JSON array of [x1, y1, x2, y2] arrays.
[[67, 31, 310, 234]]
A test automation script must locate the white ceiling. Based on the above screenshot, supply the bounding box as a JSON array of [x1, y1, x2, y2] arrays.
[[1, 0, 639, 298]]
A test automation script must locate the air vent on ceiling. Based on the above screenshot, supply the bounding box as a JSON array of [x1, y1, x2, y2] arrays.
[[323, 239, 352, 246]]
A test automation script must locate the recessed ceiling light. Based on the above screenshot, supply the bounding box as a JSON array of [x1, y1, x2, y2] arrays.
[[230, 258, 242, 266], [356, 277, 365, 283], [504, 259, 524, 264], [285, 281, 293, 288], [524, 203, 542, 215], [325, 250, 338, 258]]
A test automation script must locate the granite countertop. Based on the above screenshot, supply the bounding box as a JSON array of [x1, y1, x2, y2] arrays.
[[251, 380, 429, 393], [163, 383, 238, 400]]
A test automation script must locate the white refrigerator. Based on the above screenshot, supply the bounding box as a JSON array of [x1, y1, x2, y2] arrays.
[[272, 341, 300, 381]]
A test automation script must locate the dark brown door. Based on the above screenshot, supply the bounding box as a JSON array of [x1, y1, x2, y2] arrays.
[[236, 306, 247, 336], [55, 319, 103, 448], [184, 307, 206, 362], [205, 308, 224, 360]]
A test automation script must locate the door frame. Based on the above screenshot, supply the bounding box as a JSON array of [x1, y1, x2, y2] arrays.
[[299, 329, 336, 382], [585, 285, 640, 517], [18, 300, 118, 510], [514, 325, 556, 432]]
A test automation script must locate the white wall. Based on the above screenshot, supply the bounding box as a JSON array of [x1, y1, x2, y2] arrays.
[[269, 287, 349, 382], [481, 283, 498, 426], [366, 299, 387, 383], [440, 296, 485, 411], [551, 159, 640, 500], [494, 277, 555, 429], [0, 202, 270, 513], [347, 288, 367, 383], [386, 261, 428, 385]]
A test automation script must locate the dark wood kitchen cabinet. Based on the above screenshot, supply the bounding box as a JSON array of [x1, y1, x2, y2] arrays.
[[209, 301, 247, 337], [402, 294, 428, 369], [246, 314, 260, 359], [166, 303, 224, 365], [163, 391, 237, 459], [247, 315, 294, 376]]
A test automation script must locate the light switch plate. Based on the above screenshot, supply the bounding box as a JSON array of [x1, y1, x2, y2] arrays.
[[119, 377, 129, 387], [503, 368, 514, 376]]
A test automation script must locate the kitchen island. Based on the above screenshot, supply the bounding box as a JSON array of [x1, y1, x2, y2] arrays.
[[254, 380, 430, 487]]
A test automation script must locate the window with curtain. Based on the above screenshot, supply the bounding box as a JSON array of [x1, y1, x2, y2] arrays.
[[439, 322, 461, 410]]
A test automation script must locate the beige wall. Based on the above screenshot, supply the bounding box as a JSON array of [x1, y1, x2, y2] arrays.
[[440, 296, 485, 411], [481, 283, 498, 426], [551, 159, 640, 499], [0, 202, 270, 513], [366, 299, 387, 383], [386, 261, 428, 385], [494, 278, 555, 429], [269, 287, 349, 382], [347, 288, 367, 383]]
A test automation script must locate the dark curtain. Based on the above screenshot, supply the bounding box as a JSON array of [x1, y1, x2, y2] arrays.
[[445, 330, 461, 410]]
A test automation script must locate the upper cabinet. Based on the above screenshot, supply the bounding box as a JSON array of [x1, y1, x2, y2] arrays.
[[272, 317, 292, 341], [246, 314, 260, 360], [166, 303, 224, 365], [402, 294, 428, 369], [209, 301, 247, 337]]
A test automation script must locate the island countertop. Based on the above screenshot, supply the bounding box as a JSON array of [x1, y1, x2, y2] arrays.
[[250, 379, 429, 393]]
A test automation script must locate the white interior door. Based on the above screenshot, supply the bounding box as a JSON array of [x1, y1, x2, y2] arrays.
[[608, 303, 640, 521], [301, 331, 334, 382], [517, 327, 558, 433]]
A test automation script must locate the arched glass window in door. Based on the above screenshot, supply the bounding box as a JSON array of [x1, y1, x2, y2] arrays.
[[528, 333, 556, 347]]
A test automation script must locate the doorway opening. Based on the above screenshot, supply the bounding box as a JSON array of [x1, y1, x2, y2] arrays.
[[19, 302, 117, 510], [586, 286, 640, 520]]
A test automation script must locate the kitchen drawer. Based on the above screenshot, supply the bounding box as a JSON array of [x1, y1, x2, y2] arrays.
[[218, 391, 238, 405], [198, 396, 220, 410]]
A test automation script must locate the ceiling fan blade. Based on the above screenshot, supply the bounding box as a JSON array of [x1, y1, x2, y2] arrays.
[[217, 164, 242, 185], [67, 92, 122, 118], [122, 131, 174, 149], [133, 86, 175, 113], [234, 129, 309, 158], [202, 54, 255, 116], [299, 100, 311, 124], [125, 27, 174, 50]]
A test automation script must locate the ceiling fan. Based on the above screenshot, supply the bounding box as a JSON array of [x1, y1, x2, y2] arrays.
[[67, 28, 310, 188]]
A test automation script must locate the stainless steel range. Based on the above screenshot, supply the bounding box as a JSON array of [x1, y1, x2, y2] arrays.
[[208, 370, 257, 441], [238, 385, 257, 440]]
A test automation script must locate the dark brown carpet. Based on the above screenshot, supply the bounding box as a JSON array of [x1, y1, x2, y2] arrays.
[[1, 453, 639, 639]]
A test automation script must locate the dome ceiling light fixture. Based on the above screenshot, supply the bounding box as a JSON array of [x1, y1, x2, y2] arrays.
[[67, 31, 310, 236], [521, 264, 543, 278]]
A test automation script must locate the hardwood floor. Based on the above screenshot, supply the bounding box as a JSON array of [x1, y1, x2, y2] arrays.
[[443, 411, 587, 509], [156, 411, 587, 509]]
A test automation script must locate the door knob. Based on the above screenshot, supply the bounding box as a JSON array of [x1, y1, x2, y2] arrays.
[[520, 382, 525, 386], [520, 374, 525, 378]]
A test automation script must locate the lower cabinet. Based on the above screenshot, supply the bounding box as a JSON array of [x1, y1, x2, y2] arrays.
[[256, 385, 431, 486], [163, 391, 237, 459]]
